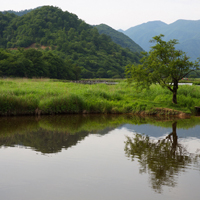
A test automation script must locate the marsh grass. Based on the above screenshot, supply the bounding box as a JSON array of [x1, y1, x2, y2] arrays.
[[0, 78, 200, 115], [193, 81, 200, 85]]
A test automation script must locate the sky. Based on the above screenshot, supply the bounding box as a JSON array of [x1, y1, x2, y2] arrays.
[[1, 0, 200, 30]]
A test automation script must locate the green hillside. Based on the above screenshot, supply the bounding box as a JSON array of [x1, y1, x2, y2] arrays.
[[95, 24, 144, 53], [0, 6, 142, 79]]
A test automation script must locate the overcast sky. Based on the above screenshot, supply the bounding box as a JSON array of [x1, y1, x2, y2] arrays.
[[1, 0, 200, 30]]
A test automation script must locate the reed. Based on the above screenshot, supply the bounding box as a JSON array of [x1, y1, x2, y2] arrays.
[[0, 78, 200, 116]]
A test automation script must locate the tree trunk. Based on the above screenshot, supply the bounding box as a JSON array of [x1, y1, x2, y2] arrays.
[[172, 81, 178, 104], [172, 91, 177, 104]]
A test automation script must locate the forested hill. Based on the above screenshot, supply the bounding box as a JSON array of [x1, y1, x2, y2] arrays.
[[95, 24, 144, 53], [0, 6, 142, 79]]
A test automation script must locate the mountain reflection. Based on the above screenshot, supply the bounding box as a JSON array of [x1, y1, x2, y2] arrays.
[[124, 122, 200, 193], [0, 128, 90, 153], [0, 114, 159, 153], [0, 114, 122, 153], [0, 115, 200, 156]]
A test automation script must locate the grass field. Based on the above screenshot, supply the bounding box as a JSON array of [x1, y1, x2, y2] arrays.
[[0, 78, 200, 116]]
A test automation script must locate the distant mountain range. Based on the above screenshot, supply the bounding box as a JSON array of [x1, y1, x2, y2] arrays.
[[119, 20, 200, 61]]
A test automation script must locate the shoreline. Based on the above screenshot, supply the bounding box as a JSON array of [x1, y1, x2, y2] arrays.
[[0, 107, 193, 118]]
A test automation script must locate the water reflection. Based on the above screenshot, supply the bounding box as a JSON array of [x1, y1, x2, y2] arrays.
[[0, 115, 200, 199], [0, 115, 200, 154], [0, 115, 122, 153], [1, 114, 147, 153], [124, 121, 200, 193], [0, 128, 88, 153]]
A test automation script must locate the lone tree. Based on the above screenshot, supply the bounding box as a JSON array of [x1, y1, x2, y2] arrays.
[[126, 34, 200, 104]]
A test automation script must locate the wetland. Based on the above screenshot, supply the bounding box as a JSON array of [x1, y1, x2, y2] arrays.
[[1, 78, 200, 116]]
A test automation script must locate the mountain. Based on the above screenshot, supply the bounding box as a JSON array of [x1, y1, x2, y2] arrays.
[[122, 20, 200, 61], [120, 21, 167, 52], [95, 24, 144, 53], [0, 6, 142, 79]]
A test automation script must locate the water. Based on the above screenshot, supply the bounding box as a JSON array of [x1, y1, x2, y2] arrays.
[[178, 83, 193, 85], [0, 115, 200, 200]]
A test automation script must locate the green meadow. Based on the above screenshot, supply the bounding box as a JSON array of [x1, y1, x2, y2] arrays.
[[0, 78, 200, 116]]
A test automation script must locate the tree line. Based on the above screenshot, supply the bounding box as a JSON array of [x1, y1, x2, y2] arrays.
[[0, 48, 79, 79]]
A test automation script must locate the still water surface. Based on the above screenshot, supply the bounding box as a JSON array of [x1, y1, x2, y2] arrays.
[[0, 115, 200, 200]]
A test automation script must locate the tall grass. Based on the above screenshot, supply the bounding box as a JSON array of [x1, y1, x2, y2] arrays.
[[0, 78, 200, 115]]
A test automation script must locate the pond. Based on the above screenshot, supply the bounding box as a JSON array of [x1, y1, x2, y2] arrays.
[[0, 114, 200, 200]]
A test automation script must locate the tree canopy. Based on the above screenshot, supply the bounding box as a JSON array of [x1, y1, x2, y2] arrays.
[[126, 34, 200, 104]]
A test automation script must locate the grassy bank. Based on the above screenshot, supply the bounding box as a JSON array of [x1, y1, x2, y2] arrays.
[[0, 78, 200, 116]]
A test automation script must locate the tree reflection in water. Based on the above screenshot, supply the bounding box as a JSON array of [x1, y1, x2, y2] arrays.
[[124, 122, 200, 193]]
